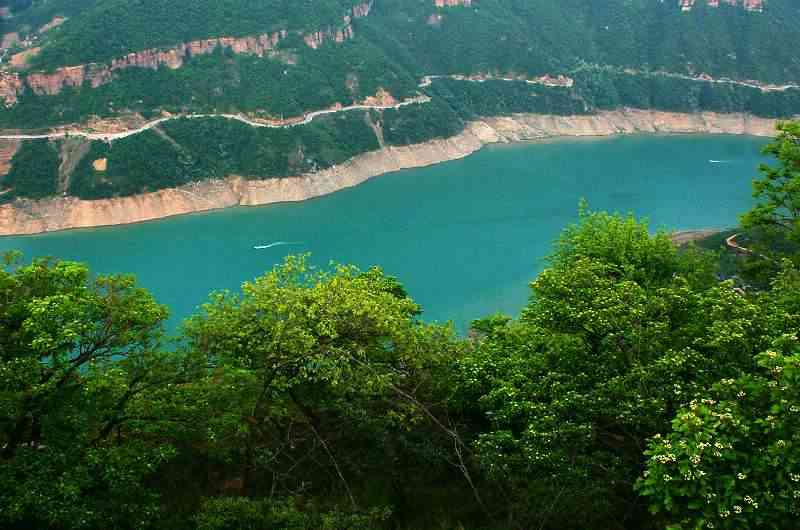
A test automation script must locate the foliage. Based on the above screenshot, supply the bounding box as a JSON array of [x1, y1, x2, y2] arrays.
[[180, 255, 471, 517], [0, 253, 202, 529], [453, 211, 797, 529], [1, 139, 60, 201], [3, 0, 800, 131], [67, 109, 382, 199], [741, 121, 800, 252], [29, 0, 364, 68], [3, 145, 800, 529], [638, 337, 800, 529], [195, 497, 389, 530]]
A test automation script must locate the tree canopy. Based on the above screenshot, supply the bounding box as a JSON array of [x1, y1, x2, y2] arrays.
[[2, 125, 800, 528]]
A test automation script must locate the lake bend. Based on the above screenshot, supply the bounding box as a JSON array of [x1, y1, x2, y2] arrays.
[[0, 134, 769, 333]]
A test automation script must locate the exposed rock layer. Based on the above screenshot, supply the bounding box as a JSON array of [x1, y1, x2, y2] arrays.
[[0, 109, 784, 235], [3, 2, 373, 101]]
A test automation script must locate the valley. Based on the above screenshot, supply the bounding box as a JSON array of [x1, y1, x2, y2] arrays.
[[2, 3, 800, 530]]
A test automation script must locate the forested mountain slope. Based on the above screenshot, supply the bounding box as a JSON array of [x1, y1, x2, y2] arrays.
[[0, 0, 799, 205]]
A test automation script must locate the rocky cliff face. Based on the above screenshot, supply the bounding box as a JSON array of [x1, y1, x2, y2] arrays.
[[0, 109, 783, 235], [304, 25, 354, 49], [23, 31, 289, 96], [0, 72, 23, 107], [680, 0, 764, 12], [5, 1, 374, 101]]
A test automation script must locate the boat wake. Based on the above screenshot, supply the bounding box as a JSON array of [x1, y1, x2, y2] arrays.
[[254, 241, 302, 250]]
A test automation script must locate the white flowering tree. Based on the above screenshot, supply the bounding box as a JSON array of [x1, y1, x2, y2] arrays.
[[454, 211, 792, 529], [638, 336, 800, 529]]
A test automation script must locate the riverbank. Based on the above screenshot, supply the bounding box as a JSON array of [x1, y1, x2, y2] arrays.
[[0, 109, 783, 236]]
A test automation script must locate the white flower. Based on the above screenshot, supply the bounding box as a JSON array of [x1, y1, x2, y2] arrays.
[[737, 473, 747, 480], [734, 505, 742, 514]]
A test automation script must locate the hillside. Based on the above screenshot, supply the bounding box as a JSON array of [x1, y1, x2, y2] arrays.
[[1, 0, 800, 208]]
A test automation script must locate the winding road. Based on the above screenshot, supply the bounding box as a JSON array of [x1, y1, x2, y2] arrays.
[[0, 94, 431, 142], [0, 73, 573, 142], [0, 68, 797, 143]]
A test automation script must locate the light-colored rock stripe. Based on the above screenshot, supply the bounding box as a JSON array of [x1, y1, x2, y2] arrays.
[[0, 109, 786, 236]]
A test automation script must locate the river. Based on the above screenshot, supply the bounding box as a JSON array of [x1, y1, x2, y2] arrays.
[[0, 134, 768, 332]]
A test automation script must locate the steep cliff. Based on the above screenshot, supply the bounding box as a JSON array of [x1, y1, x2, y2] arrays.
[[0, 73, 22, 107], [4, 1, 374, 101]]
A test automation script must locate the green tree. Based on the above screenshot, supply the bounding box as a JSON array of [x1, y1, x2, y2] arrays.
[[741, 121, 800, 254], [638, 336, 800, 530], [183, 255, 477, 524], [0, 253, 198, 530], [455, 211, 792, 529]]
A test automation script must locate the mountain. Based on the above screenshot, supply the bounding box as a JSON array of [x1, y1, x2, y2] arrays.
[[0, 0, 799, 208]]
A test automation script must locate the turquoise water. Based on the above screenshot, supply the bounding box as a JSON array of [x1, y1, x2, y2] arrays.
[[0, 134, 768, 332]]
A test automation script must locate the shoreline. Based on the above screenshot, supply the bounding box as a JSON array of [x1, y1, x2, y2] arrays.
[[0, 108, 784, 236]]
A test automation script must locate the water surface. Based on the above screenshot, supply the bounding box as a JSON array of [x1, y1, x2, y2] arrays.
[[0, 134, 768, 332]]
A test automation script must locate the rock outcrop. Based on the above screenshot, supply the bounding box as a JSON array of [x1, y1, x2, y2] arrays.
[[38, 16, 67, 33], [0, 109, 785, 235], [24, 31, 288, 96], [6, 2, 374, 101], [680, 0, 764, 12], [352, 1, 373, 18], [0, 72, 22, 106], [303, 25, 354, 49]]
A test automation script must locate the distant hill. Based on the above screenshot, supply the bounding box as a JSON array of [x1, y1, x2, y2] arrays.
[[0, 0, 799, 204], [2, 0, 799, 122]]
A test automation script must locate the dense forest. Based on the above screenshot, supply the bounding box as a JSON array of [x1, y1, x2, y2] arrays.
[[2, 121, 799, 530], [3, 0, 800, 124], [4, 0, 800, 82], [3, 72, 800, 203], [3, 0, 800, 202]]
